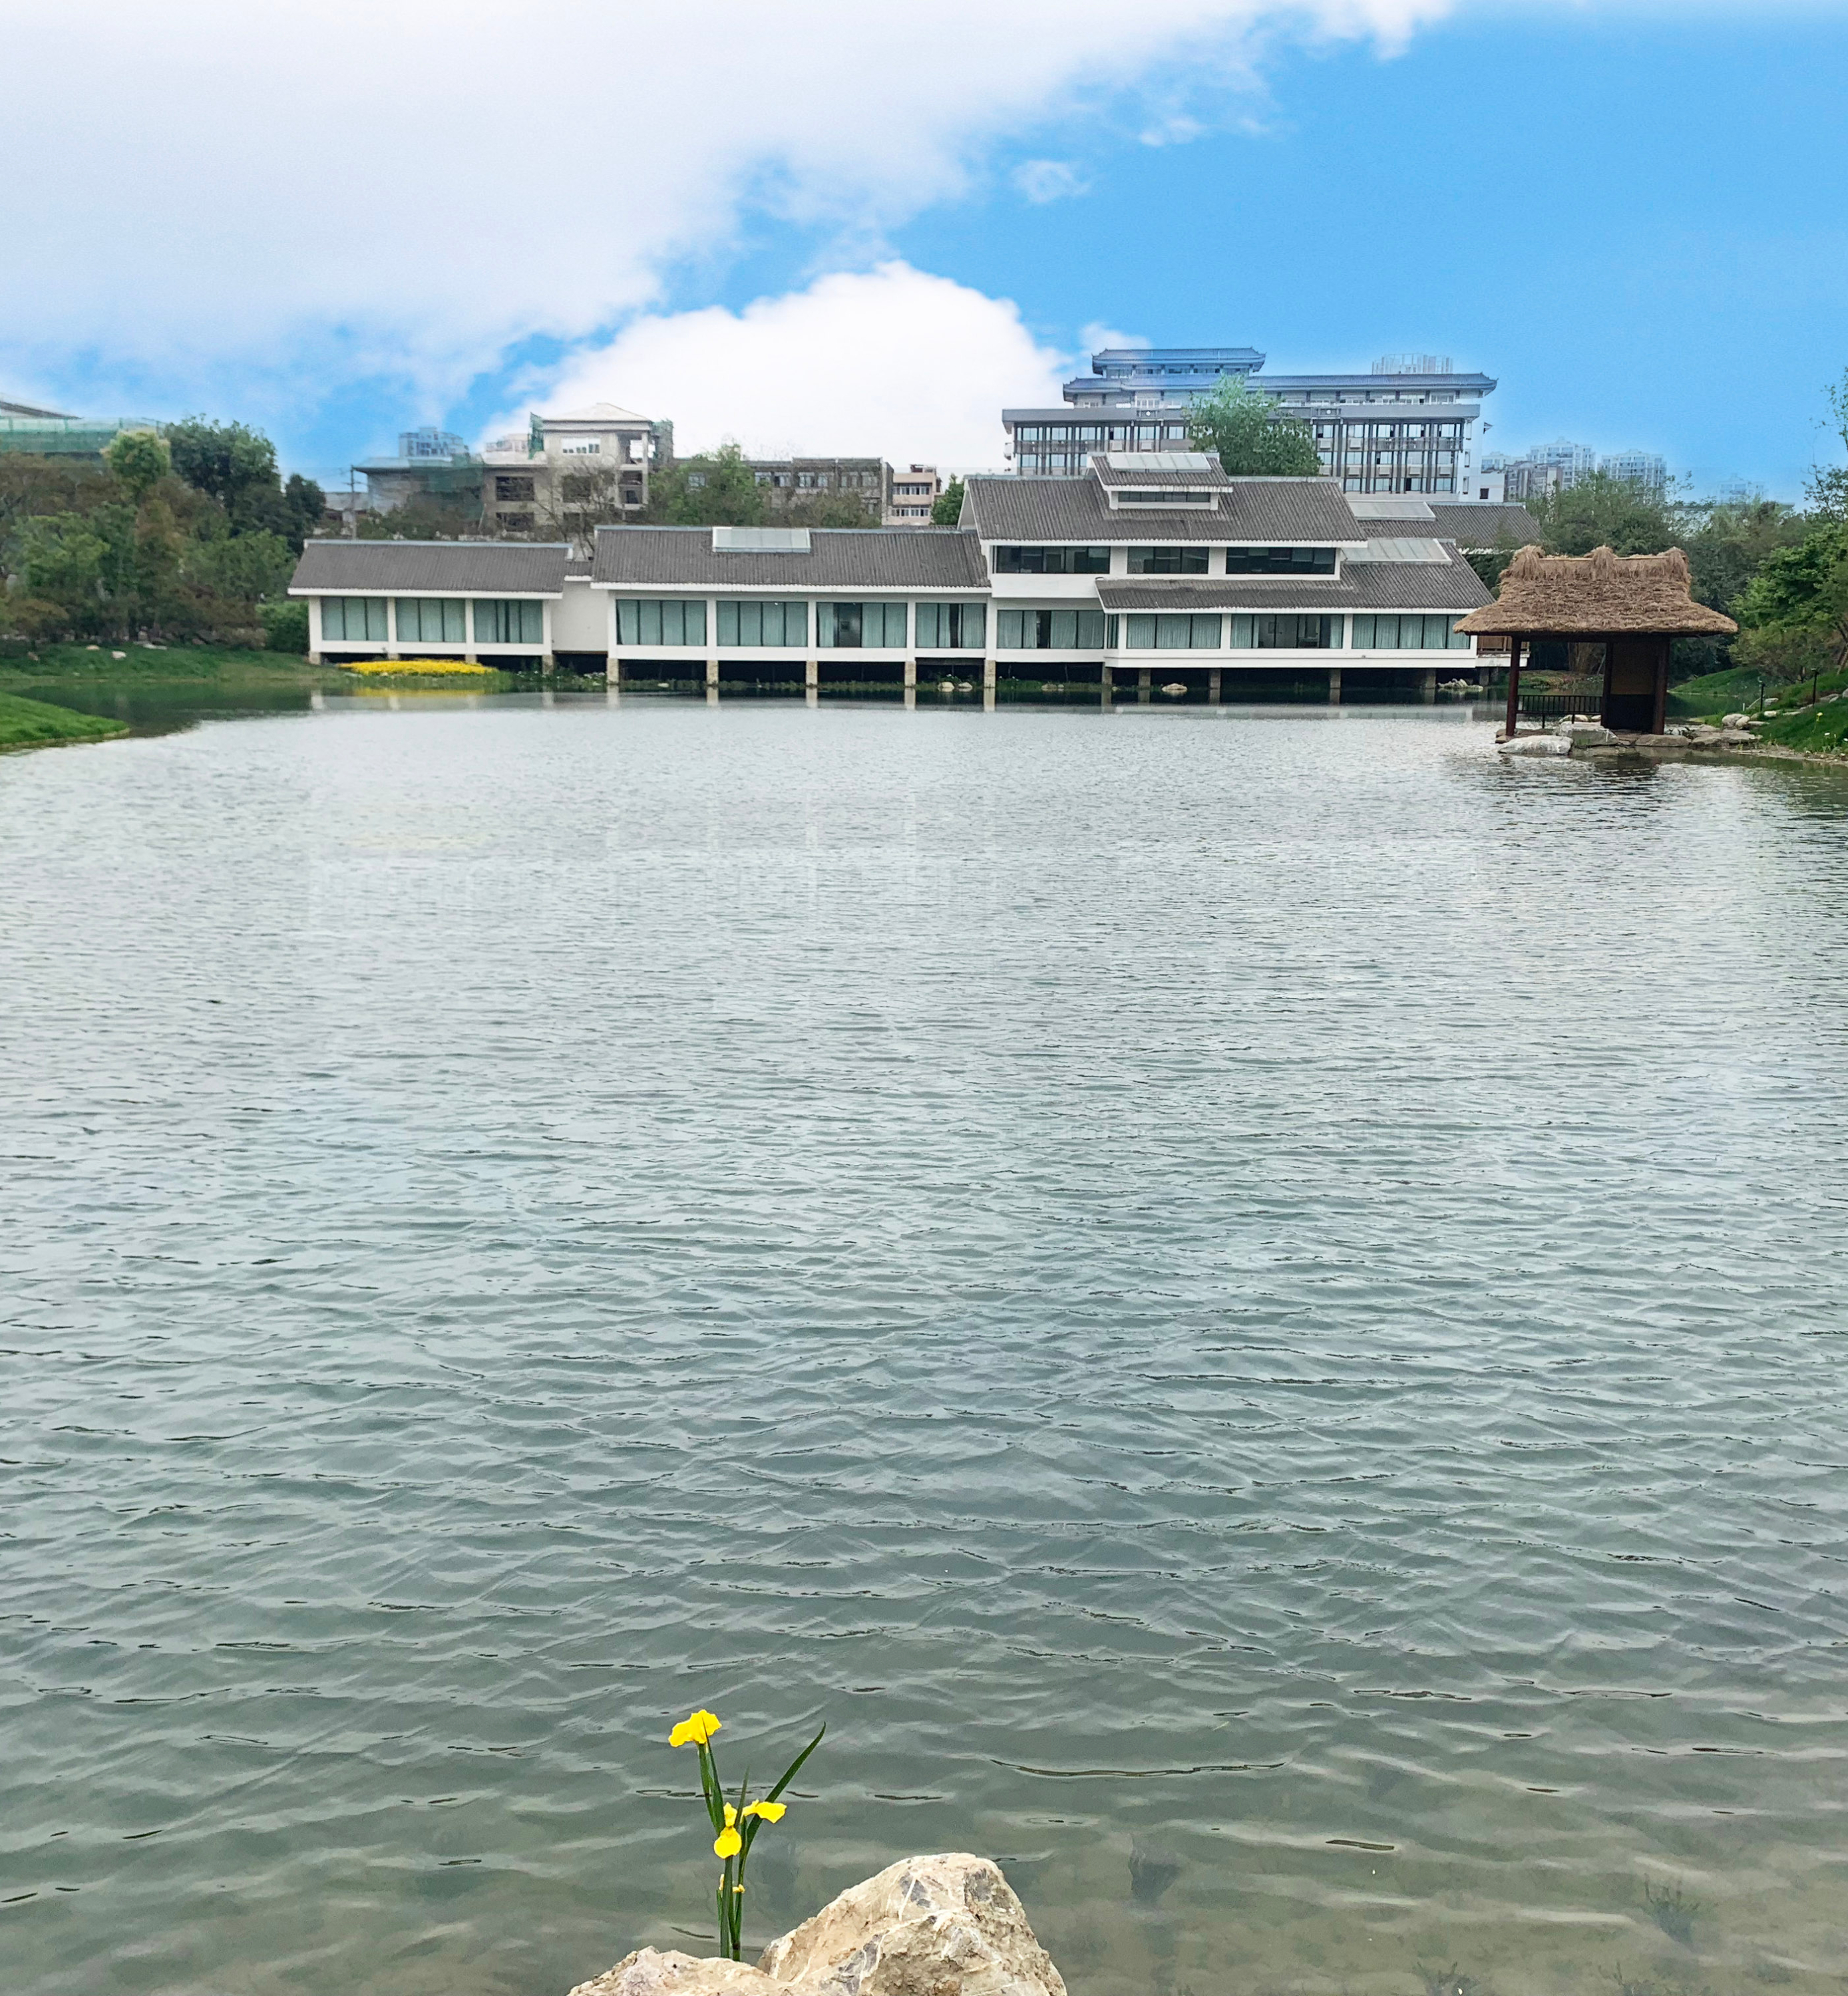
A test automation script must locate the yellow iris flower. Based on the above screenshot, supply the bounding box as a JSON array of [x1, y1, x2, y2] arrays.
[[743, 1801, 786, 1823], [669, 1709, 721, 1748], [714, 1826, 742, 1858]]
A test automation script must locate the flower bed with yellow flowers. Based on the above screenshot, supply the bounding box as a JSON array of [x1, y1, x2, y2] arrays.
[[341, 658, 496, 677], [670, 1707, 825, 1960]]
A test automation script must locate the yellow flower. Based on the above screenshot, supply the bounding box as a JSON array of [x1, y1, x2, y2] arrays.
[[743, 1801, 786, 1823], [723, 1805, 737, 1827], [714, 1827, 742, 1858], [669, 1709, 721, 1748]]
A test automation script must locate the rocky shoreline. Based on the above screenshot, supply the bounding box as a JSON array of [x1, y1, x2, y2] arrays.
[[1497, 713, 1847, 767]]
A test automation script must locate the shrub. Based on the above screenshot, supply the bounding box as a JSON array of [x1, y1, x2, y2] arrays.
[[258, 599, 310, 653]]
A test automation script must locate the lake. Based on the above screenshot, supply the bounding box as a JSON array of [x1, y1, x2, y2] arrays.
[[3, 694, 1846, 1996]]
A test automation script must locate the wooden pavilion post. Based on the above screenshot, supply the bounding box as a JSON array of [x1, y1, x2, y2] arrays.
[[1503, 634, 1523, 738], [1652, 635, 1670, 735]]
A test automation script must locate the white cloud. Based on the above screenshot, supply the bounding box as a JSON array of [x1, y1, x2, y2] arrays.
[[1013, 159, 1091, 204], [516, 263, 1067, 468], [1079, 324, 1153, 355], [0, 0, 1463, 413]]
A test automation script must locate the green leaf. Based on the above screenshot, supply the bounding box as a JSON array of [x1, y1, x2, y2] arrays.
[[765, 1723, 826, 1804]]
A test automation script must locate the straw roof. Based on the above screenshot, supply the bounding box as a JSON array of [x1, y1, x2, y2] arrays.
[[1455, 545, 1738, 637]]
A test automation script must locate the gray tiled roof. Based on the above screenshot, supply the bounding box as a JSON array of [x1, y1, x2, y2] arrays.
[[291, 540, 570, 595], [1089, 452, 1228, 486], [964, 474, 1362, 545], [1426, 500, 1541, 549], [591, 526, 986, 589], [1097, 546, 1491, 613]]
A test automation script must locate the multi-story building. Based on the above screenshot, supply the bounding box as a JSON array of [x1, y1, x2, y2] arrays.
[[289, 452, 1493, 698], [354, 428, 484, 514], [1003, 348, 1497, 497], [886, 464, 944, 525], [745, 457, 888, 522], [481, 403, 673, 537], [1600, 449, 1668, 494]]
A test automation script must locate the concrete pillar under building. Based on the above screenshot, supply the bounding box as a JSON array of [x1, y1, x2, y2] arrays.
[[705, 658, 719, 691], [982, 657, 997, 711], [1328, 667, 1342, 705], [541, 653, 556, 675], [607, 657, 622, 686], [805, 658, 819, 693], [1137, 667, 1152, 705], [1421, 667, 1438, 703], [1208, 668, 1222, 705], [903, 657, 917, 693]]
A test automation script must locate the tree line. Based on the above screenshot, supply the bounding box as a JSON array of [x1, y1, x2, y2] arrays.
[[0, 420, 323, 645]]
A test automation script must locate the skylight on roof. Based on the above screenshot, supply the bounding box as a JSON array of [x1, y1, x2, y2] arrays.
[[712, 526, 812, 553]]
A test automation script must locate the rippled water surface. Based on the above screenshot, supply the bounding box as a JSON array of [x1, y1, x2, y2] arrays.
[[4, 696, 1847, 1996]]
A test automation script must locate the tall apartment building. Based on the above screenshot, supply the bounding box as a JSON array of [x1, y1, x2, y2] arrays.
[[1003, 348, 1497, 496], [1487, 440, 1669, 502]]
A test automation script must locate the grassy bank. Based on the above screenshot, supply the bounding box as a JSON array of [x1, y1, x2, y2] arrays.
[[1757, 693, 1848, 755], [0, 641, 334, 694], [0, 691, 130, 752]]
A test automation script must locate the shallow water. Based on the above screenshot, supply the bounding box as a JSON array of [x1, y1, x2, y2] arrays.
[[3, 697, 1847, 1996]]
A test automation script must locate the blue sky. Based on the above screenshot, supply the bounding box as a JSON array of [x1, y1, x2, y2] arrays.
[[5, 2, 1846, 498]]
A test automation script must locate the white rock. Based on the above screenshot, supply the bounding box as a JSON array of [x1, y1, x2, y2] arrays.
[[570, 1948, 780, 1996], [761, 1855, 1065, 1996], [1722, 711, 1756, 728], [1560, 723, 1615, 746], [1498, 733, 1573, 757]]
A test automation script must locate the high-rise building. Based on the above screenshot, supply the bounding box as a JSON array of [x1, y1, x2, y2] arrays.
[[1002, 347, 1497, 496], [1600, 449, 1668, 494]]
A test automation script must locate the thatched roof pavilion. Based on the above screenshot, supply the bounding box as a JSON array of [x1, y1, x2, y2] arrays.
[[1457, 545, 1737, 735]]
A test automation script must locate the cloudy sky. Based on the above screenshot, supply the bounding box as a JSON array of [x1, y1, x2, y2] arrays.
[[3, 0, 1845, 494]]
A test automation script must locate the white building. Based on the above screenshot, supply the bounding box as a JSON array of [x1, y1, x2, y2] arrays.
[[291, 454, 1497, 697]]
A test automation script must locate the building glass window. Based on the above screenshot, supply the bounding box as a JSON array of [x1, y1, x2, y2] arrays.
[[1123, 613, 1221, 649], [1127, 547, 1209, 575], [1228, 614, 1340, 649], [1224, 548, 1337, 575], [395, 597, 466, 643], [474, 599, 544, 645], [717, 599, 808, 647], [991, 546, 1110, 574], [996, 608, 1107, 649], [817, 601, 906, 647], [494, 474, 536, 502], [616, 599, 707, 645], [914, 602, 986, 649], [1352, 614, 1470, 650], [321, 596, 387, 642]]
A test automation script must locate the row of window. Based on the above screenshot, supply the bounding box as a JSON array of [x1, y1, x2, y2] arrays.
[[994, 546, 1340, 576], [321, 597, 545, 644], [1352, 614, 1473, 651], [327, 594, 1471, 655], [615, 599, 990, 650]]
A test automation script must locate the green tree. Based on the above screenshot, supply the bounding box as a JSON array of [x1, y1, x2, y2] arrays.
[[643, 444, 769, 526], [1679, 497, 1811, 612], [1185, 377, 1322, 477], [1528, 470, 1679, 556], [186, 528, 296, 602], [931, 476, 965, 526], [1734, 525, 1848, 682], [357, 492, 483, 540], [167, 415, 280, 522], [104, 427, 172, 505]]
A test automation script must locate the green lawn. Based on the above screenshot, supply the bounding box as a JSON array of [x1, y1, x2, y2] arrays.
[[0, 691, 130, 752], [0, 641, 330, 691], [1757, 695, 1848, 755]]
